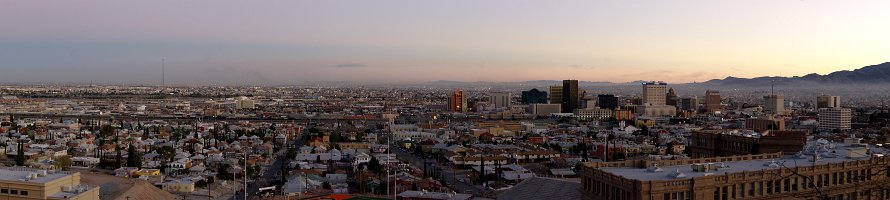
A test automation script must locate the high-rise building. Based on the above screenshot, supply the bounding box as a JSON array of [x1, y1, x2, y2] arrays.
[[520, 89, 548, 104], [763, 95, 785, 115], [488, 92, 511, 108], [561, 80, 579, 113], [679, 96, 698, 111], [637, 82, 676, 117], [818, 107, 852, 131], [642, 82, 667, 106], [548, 85, 563, 105], [666, 88, 679, 106], [817, 95, 841, 109], [705, 90, 722, 113], [448, 90, 467, 112], [597, 94, 619, 110]]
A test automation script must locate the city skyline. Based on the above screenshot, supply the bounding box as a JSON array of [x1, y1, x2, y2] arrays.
[[2, 1, 890, 85]]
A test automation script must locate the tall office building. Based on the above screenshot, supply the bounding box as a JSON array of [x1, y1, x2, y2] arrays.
[[818, 107, 852, 132], [548, 85, 563, 105], [817, 95, 841, 109], [642, 82, 667, 106], [705, 90, 722, 113], [679, 96, 698, 111], [763, 95, 785, 115], [597, 94, 619, 110], [488, 92, 511, 108], [561, 80, 579, 113], [637, 82, 676, 117], [521, 89, 548, 104], [665, 88, 679, 106], [448, 90, 467, 112]]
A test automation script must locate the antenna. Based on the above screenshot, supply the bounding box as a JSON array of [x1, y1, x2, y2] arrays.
[[770, 80, 775, 96], [162, 58, 166, 87]]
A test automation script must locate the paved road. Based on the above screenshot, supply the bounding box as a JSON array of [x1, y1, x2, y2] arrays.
[[231, 139, 300, 200], [390, 145, 482, 195]]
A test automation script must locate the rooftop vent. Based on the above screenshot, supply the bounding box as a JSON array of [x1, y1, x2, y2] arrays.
[[646, 164, 663, 173], [764, 160, 780, 168], [669, 169, 686, 178]]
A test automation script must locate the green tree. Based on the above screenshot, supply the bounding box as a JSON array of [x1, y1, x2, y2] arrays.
[[15, 142, 26, 166], [100, 125, 116, 137], [127, 145, 142, 168], [217, 164, 234, 180], [368, 156, 382, 174], [54, 155, 73, 170]]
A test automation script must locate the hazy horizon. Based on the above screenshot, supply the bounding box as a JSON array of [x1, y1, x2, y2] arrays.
[[2, 1, 890, 85]]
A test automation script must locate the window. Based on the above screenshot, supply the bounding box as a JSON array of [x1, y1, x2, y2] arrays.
[[767, 181, 773, 194], [833, 173, 838, 185], [10, 190, 17, 195], [0, 189, 7, 194], [749, 182, 755, 196], [19, 191, 27, 196], [784, 179, 791, 192]]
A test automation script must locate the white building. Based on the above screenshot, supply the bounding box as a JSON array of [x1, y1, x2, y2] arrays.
[[818, 107, 852, 131], [488, 92, 512, 109]]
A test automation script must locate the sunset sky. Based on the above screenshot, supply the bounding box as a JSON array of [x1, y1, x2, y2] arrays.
[[1, 1, 889, 85]]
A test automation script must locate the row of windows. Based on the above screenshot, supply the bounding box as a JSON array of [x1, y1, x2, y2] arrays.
[[585, 177, 634, 200], [710, 169, 874, 200], [0, 188, 29, 196]]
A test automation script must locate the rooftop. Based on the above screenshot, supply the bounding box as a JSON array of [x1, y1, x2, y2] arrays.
[[599, 139, 885, 181], [0, 167, 74, 184]]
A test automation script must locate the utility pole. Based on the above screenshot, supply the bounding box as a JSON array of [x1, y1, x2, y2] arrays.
[[244, 153, 248, 200]]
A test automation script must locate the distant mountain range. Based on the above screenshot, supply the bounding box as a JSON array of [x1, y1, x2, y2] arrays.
[[700, 62, 890, 87]]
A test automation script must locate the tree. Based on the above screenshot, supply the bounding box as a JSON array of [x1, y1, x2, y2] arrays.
[[54, 155, 73, 170], [322, 181, 332, 190], [100, 125, 116, 137], [217, 164, 234, 180], [115, 145, 123, 168], [368, 156, 382, 174], [127, 145, 142, 168], [15, 142, 25, 166]]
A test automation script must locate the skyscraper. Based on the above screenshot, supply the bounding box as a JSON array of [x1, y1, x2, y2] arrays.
[[488, 92, 511, 108], [561, 80, 579, 113], [597, 94, 619, 110], [521, 88, 548, 104], [763, 95, 785, 115], [679, 96, 698, 112], [448, 90, 467, 112], [637, 82, 676, 117], [548, 85, 562, 105], [705, 90, 722, 113], [817, 95, 841, 109], [642, 82, 667, 106]]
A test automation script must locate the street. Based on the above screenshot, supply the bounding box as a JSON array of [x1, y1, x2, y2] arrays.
[[389, 144, 483, 195], [229, 138, 300, 200]]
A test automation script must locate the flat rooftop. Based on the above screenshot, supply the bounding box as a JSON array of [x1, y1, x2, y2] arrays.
[[0, 167, 73, 184], [599, 139, 885, 181]]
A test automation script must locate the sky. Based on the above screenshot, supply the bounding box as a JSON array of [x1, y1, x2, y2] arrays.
[[1, 1, 889, 85]]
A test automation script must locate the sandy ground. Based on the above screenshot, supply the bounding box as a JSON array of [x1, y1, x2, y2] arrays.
[[78, 171, 179, 200]]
